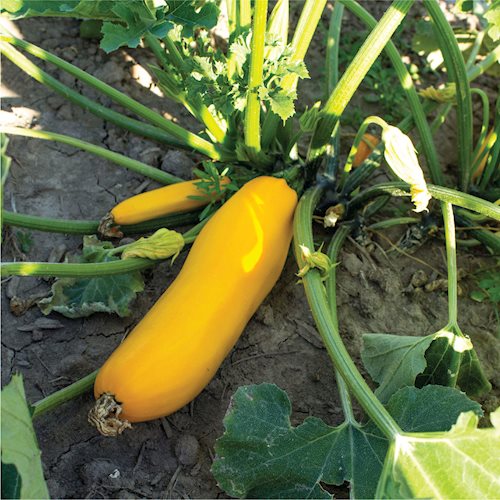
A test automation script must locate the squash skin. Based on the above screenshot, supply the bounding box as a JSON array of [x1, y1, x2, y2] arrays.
[[94, 176, 298, 422], [352, 133, 380, 168], [111, 178, 229, 225]]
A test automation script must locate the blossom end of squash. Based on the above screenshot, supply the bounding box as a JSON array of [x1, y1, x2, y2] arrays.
[[88, 393, 131, 436], [98, 213, 123, 239]]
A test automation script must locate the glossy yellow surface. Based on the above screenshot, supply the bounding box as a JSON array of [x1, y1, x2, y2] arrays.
[[94, 176, 298, 422], [111, 178, 228, 225]]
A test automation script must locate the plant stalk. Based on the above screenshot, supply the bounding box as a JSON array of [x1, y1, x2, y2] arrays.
[[0, 126, 183, 185], [339, 0, 444, 186], [2, 210, 199, 235], [32, 371, 98, 419], [294, 187, 402, 440], [244, 0, 268, 154], [442, 202, 459, 326], [0, 36, 226, 160], [308, 0, 413, 160], [0, 42, 187, 150], [425, 0, 473, 191]]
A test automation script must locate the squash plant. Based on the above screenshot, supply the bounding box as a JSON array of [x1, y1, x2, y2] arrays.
[[1, 0, 500, 498]]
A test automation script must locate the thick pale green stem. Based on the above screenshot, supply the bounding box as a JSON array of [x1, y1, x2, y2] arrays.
[[324, 3, 344, 178], [426, 0, 473, 191], [261, 0, 327, 148], [349, 182, 500, 221], [32, 371, 98, 419], [0, 36, 226, 160], [2, 217, 205, 278], [144, 34, 227, 143], [442, 202, 458, 326], [467, 44, 500, 81], [0, 126, 182, 184], [308, 0, 413, 160], [339, 0, 444, 186], [326, 224, 356, 424], [294, 187, 402, 440], [2, 210, 198, 235], [244, 0, 267, 154], [0, 42, 186, 150]]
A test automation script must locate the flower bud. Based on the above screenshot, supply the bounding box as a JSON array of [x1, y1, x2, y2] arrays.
[[297, 244, 333, 281]]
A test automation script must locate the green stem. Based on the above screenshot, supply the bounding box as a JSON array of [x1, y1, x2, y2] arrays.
[[465, 30, 485, 70], [0, 126, 183, 185], [32, 370, 98, 419], [339, 0, 444, 186], [325, 3, 344, 178], [368, 217, 419, 230], [2, 210, 199, 235], [261, 0, 327, 148], [349, 182, 500, 221], [442, 202, 458, 326], [455, 213, 500, 255], [161, 33, 185, 70], [244, 0, 267, 153], [426, 0, 473, 191], [294, 187, 401, 439], [145, 34, 227, 144], [478, 98, 500, 191], [0, 36, 226, 160], [470, 88, 490, 162], [1, 258, 155, 278], [467, 44, 500, 81], [325, 3, 344, 98], [308, 0, 413, 160], [326, 224, 356, 423], [2, 215, 206, 278], [0, 42, 187, 150]]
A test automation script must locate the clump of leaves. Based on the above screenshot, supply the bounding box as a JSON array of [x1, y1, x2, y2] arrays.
[[212, 383, 488, 499], [190, 162, 239, 221], [39, 235, 144, 318], [1, 0, 220, 53]]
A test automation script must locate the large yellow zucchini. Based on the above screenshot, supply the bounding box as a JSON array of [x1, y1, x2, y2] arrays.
[[91, 176, 297, 432]]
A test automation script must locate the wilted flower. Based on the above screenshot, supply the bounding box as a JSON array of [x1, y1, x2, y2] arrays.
[[382, 125, 432, 212], [121, 228, 185, 262]]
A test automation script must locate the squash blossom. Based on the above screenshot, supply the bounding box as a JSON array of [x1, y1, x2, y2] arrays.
[[382, 126, 431, 213], [419, 83, 456, 103], [121, 228, 185, 261], [297, 244, 333, 281]]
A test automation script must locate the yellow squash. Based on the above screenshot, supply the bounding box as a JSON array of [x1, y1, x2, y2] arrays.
[[352, 133, 380, 168], [92, 176, 298, 429], [111, 178, 230, 226]]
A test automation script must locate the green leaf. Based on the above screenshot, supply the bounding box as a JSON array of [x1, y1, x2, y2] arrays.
[[416, 328, 491, 397], [1, 1, 219, 52], [385, 385, 482, 433], [260, 88, 296, 122], [38, 236, 144, 318], [1, 374, 49, 499], [485, 0, 500, 42], [212, 383, 387, 499], [212, 383, 481, 499], [361, 333, 434, 403], [376, 407, 500, 499], [457, 348, 493, 397]]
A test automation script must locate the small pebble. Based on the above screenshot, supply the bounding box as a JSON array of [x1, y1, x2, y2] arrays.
[[175, 434, 200, 466], [5, 276, 20, 299]]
